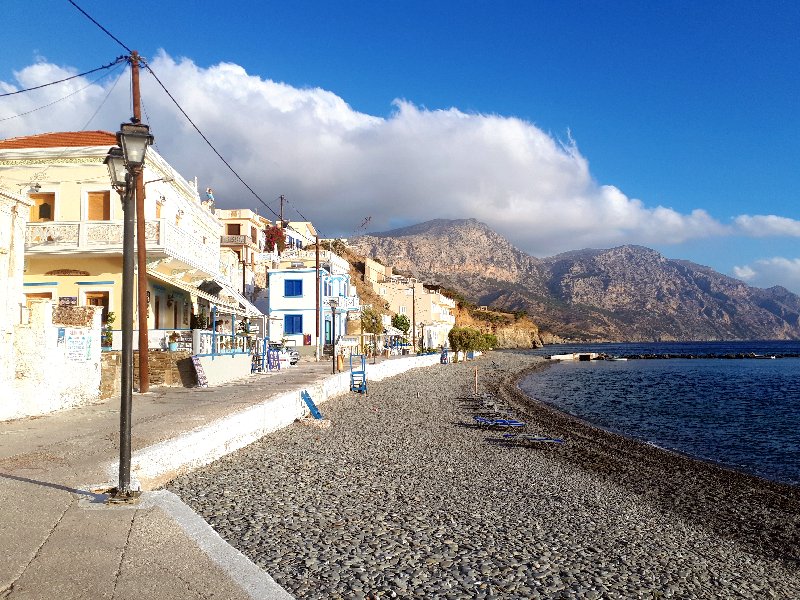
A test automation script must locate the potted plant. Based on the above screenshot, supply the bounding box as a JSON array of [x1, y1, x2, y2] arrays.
[[168, 331, 180, 352], [102, 312, 115, 349]]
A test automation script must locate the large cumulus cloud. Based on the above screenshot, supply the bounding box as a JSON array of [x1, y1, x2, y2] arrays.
[[2, 52, 800, 257]]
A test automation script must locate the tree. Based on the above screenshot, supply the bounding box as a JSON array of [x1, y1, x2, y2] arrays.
[[264, 225, 286, 252], [448, 326, 493, 358], [392, 313, 410, 335], [361, 306, 382, 335]]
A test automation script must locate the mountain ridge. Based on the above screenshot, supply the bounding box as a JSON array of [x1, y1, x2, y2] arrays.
[[349, 219, 800, 341]]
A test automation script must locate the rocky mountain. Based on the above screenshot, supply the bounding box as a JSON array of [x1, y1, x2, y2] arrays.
[[349, 219, 800, 341]]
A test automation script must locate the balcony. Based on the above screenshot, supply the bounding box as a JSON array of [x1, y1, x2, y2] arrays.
[[280, 249, 350, 274], [221, 234, 258, 248], [25, 219, 219, 274], [323, 294, 360, 311]]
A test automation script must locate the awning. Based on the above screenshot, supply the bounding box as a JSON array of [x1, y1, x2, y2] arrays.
[[383, 325, 405, 336], [214, 277, 264, 318], [146, 268, 244, 315]]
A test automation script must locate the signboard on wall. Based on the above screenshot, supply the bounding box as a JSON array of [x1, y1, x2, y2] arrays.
[[64, 328, 91, 362]]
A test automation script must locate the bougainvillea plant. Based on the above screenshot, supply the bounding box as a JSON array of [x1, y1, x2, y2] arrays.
[[264, 225, 287, 252]]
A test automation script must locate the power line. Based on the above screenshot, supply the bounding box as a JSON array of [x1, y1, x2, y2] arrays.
[[0, 60, 126, 122], [0, 57, 125, 98], [66, 1, 132, 53], [19, 65, 126, 188], [142, 62, 281, 220], [67, 0, 283, 222]]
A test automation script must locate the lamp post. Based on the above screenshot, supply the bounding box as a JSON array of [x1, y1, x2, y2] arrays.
[[419, 322, 426, 353], [105, 121, 153, 501], [328, 298, 339, 374]]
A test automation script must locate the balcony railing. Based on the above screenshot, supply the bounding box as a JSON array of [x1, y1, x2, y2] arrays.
[[26, 219, 219, 274], [279, 249, 350, 274], [323, 294, 360, 310], [221, 234, 258, 247]]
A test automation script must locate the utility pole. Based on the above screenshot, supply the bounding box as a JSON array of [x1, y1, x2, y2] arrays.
[[131, 51, 149, 393], [279, 194, 285, 225], [315, 235, 320, 361], [411, 281, 416, 355]]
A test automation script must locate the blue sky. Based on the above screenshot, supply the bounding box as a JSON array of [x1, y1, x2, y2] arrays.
[[2, 1, 800, 291]]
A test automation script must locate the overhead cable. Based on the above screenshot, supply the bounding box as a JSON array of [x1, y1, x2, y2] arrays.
[[143, 62, 281, 220], [0, 56, 126, 98], [66, 1, 132, 53], [0, 60, 126, 122], [67, 0, 283, 221]]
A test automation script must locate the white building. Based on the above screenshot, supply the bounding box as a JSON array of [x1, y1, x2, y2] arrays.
[[267, 266, 360, 356]]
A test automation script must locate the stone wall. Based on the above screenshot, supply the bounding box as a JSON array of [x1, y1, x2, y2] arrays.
[[133, 350, 198, 389]]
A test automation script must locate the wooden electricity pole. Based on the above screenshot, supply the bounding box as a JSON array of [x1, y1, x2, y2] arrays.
[[131, 52, 149, 393]]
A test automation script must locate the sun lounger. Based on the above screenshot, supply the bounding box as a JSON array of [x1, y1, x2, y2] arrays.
[[473, 416, 526, 429], [502, 433, 563, 444]]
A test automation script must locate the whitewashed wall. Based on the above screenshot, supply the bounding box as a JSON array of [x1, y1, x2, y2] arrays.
[[3, 302, 102, 421], [0, 188, 31, 405]]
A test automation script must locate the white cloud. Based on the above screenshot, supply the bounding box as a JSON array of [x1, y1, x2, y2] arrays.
[[733, 257, 800, 292], [733, 215, 800, 238], [0, 52, 790, 258]]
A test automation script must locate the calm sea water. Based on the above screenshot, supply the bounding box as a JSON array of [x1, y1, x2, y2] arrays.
[[519, 341, 800, 486]]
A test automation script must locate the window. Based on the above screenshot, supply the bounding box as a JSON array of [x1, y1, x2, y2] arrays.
[[85, 291, 110, 323], [251, 226, 258, 243], [284, 279, 303, 297], [87, 191, 110, 220], [29, 193, 55, 222], [25, 292, 53, 307], [226, 223, 240, 235], [284, 314, 302, 335], [399, 306, 407, 314]]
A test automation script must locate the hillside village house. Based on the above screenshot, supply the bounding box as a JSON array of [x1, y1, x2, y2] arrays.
[[363, 257, 456, 349], [0, 131, 263, 351], [266, 234, 361, 358], [215, 207, 275, 304]]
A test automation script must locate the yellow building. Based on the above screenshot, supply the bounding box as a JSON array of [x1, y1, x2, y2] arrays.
[[0, 131, 260, 349], [362, 257, 456, 348]]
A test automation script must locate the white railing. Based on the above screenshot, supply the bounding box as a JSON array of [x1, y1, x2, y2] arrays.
[[324, 294, 360, 310], [26, 219, 219, 272], [280, 249, 350, 274]]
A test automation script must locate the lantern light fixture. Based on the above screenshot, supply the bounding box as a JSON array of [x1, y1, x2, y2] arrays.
[[117, 122, 153, 170]]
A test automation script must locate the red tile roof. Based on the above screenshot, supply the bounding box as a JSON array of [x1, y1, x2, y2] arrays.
[[0, 131, 116, 149]]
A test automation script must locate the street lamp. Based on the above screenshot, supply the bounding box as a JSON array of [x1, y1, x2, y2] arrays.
[[117, 122, 153, 168], [104, 147, 127, 189], [328, 298, 339, 374], [105, 121, 153, 502]]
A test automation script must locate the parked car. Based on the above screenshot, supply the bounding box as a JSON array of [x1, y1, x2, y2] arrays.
[[268, 342, 300, 366]]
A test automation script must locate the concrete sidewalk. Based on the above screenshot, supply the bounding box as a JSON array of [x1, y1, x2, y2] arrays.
[[0, 354, 440, 599]]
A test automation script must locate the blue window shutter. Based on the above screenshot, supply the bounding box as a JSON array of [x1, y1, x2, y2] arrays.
[[284, 314, 302, 334], [284, 279, 303, 297]]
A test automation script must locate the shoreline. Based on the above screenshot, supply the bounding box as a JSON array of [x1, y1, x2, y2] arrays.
[[168, 350, 800, 598], [492, 351, 799, 569]]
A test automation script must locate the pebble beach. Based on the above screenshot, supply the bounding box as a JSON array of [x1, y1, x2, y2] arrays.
[[167, 351, 800, 599]]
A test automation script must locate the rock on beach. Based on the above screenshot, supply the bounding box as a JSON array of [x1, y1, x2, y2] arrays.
[[166, 350, 800, 599]]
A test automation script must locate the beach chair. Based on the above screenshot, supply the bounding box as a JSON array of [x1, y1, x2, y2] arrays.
[[473, 416, 526, 429], [502, 433, 563, 444]]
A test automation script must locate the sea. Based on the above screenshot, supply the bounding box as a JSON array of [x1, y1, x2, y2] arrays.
[[518, 341, 800, 486]]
